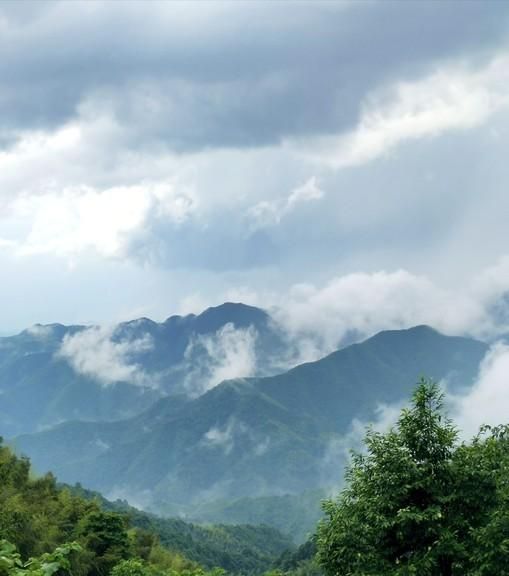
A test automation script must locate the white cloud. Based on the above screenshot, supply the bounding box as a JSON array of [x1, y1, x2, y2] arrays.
[[56, 325, 155, 387], [0, 113, 200, 263], [0, 238, 18, 250], [179, 258, 509, 366], [301, 54, 509, 169], [106, 485, 154, 511], [182, 323, 258, 396], [452, 343, 509, 439], [287, 176, 324, 208], [270, 258, 509, 357], [202, 421, 236, 455], [271, 270, 454, 355], [202, 418, 249, 455], [3, 182, 196, 259], [201, 417, 269, 458], [248, 176, 324, 229]]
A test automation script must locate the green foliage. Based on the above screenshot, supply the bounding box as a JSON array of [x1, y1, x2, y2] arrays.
[[68, 485, 294, 575], [0, 438, 292, 576], [0, 539, 80, 576], [0, 438, 203, 575], [317, 378, 509, 575], [77, 512, 130, 576], [124, 515, 292, 575], [110, 559, 149, 576], [110, 557, 227, 576]]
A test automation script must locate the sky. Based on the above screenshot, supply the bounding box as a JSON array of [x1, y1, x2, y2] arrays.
[[2, 0, 509, 339]]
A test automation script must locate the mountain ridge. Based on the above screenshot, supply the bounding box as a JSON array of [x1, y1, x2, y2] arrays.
[[14, 323, 488, 518], [0, 303, 288, 436]]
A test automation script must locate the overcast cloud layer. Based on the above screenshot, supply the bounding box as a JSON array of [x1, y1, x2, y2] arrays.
[[1, 0, 509, 338]]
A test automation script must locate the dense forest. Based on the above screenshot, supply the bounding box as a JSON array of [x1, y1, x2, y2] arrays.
[[0, 438, 295, 576]]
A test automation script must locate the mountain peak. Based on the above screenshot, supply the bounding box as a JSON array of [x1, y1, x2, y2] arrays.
[[162, 302, 269, 333], [194, 302, 269, 332], [200, 301, 268, 318], [369, 324, 440, 340]]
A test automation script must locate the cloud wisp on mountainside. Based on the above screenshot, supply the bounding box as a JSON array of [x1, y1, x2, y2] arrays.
[[56, 325, 155, 388], [250, 258, 509, 360], [181, 323, 259, 397]]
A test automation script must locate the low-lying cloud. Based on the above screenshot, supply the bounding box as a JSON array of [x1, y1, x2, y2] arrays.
[[266, 258, 509, 360], [201, 418, 246, 456], [56, 325, 154, 387], [181, 323, 258, 396], [201, 417, 271, 459], [452, 342, 509, 439]]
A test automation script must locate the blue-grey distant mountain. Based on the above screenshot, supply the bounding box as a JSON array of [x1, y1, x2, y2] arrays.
[[0, 303, 288, 436], [14, 325, 488, 522]]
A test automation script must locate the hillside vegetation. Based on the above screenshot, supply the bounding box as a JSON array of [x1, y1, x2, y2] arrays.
[[0, 439, 293, 576]]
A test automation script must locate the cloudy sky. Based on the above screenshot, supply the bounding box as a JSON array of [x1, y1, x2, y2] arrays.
[[2, 0, 509, 337]]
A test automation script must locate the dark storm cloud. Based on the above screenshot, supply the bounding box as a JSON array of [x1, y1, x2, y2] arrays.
[[0, 1, 508, 150]]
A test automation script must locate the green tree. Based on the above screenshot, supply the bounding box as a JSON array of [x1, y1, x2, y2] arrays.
[[111, 559, 149, 576], [77, 512, 130, 576], [317, 378, 509, 575]]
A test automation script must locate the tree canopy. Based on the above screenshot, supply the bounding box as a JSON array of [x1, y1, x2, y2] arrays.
[[317, 378, 509, 576]]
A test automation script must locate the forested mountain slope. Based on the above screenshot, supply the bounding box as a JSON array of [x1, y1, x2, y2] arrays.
[[0, 438, 293, 575], [15, 326, 487, 516]]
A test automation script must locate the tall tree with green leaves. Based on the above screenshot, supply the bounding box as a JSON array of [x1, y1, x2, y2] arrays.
[[317, 378, 509, 575]]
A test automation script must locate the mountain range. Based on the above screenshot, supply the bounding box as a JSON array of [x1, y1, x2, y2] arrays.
[[12, 312, 487, 534], [0, 303, 289, 437]]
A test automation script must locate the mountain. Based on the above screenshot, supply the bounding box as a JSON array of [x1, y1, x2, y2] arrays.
[[14, 325, 488, 527], [0, 303, 288, 436]]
